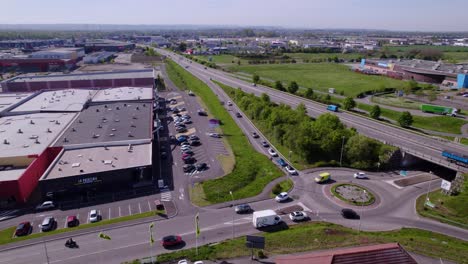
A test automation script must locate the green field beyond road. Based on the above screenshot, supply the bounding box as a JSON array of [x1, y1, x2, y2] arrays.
[[228, 63, 405, 97]]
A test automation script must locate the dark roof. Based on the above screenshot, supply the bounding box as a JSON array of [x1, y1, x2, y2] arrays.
[[53, 102, 152, 146], [275, 243, 417, 264]]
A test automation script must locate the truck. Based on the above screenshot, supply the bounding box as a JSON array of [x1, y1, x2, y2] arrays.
[[327, 105, 339, 112], [442, 150, 468, 167], [252, 210, 282, 228], [420, 104, 458, 117]]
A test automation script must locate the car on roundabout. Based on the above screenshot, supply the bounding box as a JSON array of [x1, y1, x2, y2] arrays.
[[289, 211, 307, 221], [235, 204, 252, 214], [341, 208, 359, 219], [354, 172, 367, 179], [275, 192, 289, 202], [161, 235, 183, 247]]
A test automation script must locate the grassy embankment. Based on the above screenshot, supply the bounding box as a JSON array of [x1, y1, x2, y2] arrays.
[[165, 60, 283, 205], [126, 222, 468, 264]]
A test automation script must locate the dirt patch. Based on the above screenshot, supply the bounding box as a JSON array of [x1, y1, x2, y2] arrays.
[[275, 205, 303, 215], [394, 174, 434, 187]]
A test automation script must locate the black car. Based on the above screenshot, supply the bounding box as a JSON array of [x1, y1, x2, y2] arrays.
[[252, 132, 259, 138], [184, 157, 196, 164], [235, 112, 242, 118], [196, 163, 207, 171], [198, 110, 207, 116], [341, 209, 359, 219], [183, 164, 195, 172], [182, 149, 194, 155], [261, 140, 269, 148], [235, 204, 252, 214], [190, 140, 201, 146]]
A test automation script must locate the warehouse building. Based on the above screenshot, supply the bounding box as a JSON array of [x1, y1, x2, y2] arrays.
[[91, 87, 153, 103], [30, 48, 85, 60], [0, 57, 78, 73], [1, 69, 155, 92], [76, 40, 135, 53], [83, 52, 115, 64]]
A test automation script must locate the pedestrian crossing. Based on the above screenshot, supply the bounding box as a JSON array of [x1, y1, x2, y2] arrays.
[[160, 189, 172, 201]]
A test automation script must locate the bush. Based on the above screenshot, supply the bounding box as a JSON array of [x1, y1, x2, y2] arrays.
[[272, 183, 282, 195], [257, 250, 267, 259]]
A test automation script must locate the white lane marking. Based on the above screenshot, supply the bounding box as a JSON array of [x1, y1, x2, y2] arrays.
[[128, 205, 132, 215], [138, 203, 142, 214], [63, 217, 68, 229], [148, 200, 152, 211], [108, 208, 111, 219], [87, 211, 90, 224], [119, 206, 121, 217]]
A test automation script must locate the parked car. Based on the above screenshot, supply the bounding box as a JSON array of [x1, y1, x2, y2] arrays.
[[41, 217, 56, 232], [196, 163, 208, 171], [182, 153, 192, 159], [89, 210, 100, 223], [275, 192, 289, 202], [180, 141, 191, 146], [235, 112, 242, 118], [66, 216, 79, 228], [15, 222, 31, 236], [183, 119, 192, 124], [177, 135, 188, 142], [175, 123, 186, 128], [172, 108, 180, 114], [252, 132, 259, 138], [36, 201, 55, 212], [170, 100, 177, 105], [184, 157, 196, 164], [181, 150, 194, 155], [189, 135, 199, 141], [289, 211, 307, 221], [176, 127, 187, 133], [181, 145, 192, 151], [161, 235, 183, 247], [183, 164, 195, 173], [286, 165, 297, 175], [198, 110, 207, 116], [261, 140, 269, 148], [227, 101, 233, 106], [190, 140, 201, 146], [354, 172, 367, 179], [268, 148, 278, 157], [182, 114, 191, 119], [178, 260, 188, 264], [182, 155, 194, 161], [235, 204, 252, 214], [178, 107, 186, 112], [209, 133, 221, 138], [276, 158, 287, 167], [188, 91, 195, 96], [341, 208, 359, 219]]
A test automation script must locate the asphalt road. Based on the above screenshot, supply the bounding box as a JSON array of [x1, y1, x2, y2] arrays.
[[158, 49, 468, 173]]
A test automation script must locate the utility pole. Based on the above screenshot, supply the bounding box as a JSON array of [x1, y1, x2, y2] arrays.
[[425, 171, 433, 203], [339, 136, 345, 167], [229, 191, 234, 239]]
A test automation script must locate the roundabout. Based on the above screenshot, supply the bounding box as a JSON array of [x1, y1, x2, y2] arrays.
[[331, 183, 375, 206]]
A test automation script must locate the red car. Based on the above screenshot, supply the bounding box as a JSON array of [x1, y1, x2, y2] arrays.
[[66, 215, 79, 227], [161, 235, 183, 247], [15, 222, 32, 236]]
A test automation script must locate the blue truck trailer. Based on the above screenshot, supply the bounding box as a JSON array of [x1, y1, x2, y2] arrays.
[[442, 150, 468, 167], [327, 105, 339, 112]]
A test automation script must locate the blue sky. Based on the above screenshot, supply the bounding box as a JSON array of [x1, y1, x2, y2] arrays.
[[1, 0, 467, 31]]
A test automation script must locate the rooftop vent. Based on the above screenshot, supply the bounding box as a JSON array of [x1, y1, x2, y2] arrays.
[[63, 137, 68, 142], [143, 104, 146, 107], [136, 106, 140, 110], [88, 158, 93, 161], [104, 146, 109, 150], [97, 124, 102, 128], [128, 132, 134, 137], [58, 168, 62, 171], [35, 138, 40, 144], [114, 119, 120, 122], [102, 117, 107, 121], [72, 163, 80, 168], [104, 105, 108, 108], [128, 144, 133, 152], [46, 128, 52, 133], [96, 109, 100, 112], [104, 160, 112, 165], [116, 107, 120, 110], [17, 129, 23, 134], [92, 134, 100, 138], [79, 169, 84, 173], [23, 144, 29, 148], [78, 119, 83, 123], [55, 120, 60, 125], [72, 128, 76, 132], [109, 133, 115, 137], [30, 120, 35, 125], [124, 103, 127, 107], [111, 128, 116, 131], [131, 123, 136, 128], [132, 115, 138, 120], [3, 139, 9, 145], [29, 135, 38, 139]]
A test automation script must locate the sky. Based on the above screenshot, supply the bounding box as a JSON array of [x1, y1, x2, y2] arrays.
[[1, 0, 468, 31]]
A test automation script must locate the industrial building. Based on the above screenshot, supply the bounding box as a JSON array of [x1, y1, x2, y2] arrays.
[[1, 69, 156, 92], [76, 40, 135, 53], [0, 85, 155, 207], [360, 59, 468, 88], [0, 39, 65, 49], [83, 52, 115, 64]]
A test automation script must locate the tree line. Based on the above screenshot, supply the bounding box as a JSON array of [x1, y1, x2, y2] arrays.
[[221, 85, 396, 169]]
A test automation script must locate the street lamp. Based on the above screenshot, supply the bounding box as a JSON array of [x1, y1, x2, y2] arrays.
[[339, 136, 345, 167], [358, 190, 366, 233], [229, 191, 234, 239], [425, 171, 433, 204]]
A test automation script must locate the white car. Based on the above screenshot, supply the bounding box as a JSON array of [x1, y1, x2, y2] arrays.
[[89, 209, 99, 223], [353, 172, 367, 179], [227, 101, 233, 106], [268, 148, 278, 157], [289, 211, 307, 221], [275, 192, 289, 202], [286, 166, 297, 175], [178, 260, 188, 264], [181, 145, 192, 151], [35, 201, 55, 211], [194, 261, 204, 264], [209, 133, 221, 138]]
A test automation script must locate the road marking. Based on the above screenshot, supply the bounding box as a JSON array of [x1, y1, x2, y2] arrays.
[[148, 200, 152, 211], [76, 213, 79, 223], [119, 206, 121, 217], [138, 203, 142, 214], [108, 208, 111, 219], [63, 217, 68, 228], [87, 211, 90, 224], [128, 204, 132, 215]]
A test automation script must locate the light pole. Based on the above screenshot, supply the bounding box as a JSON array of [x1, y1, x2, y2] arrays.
[[229, 191, 234, 239], [339, 136, 345, 167], [358, 190, 366, 233], [425, 171, 433, 204]]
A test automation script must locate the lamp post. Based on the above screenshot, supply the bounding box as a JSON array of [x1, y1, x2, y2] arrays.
[[358, 190, 366, 233], [425, 171, 433, 204], [339, 136, 345, 167], [229, 191, 234, 239]]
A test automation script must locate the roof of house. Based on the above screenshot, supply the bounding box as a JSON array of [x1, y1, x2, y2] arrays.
[[10, 89, 96, 113], [41, 143, 151, 180], [275, 243, 417, 264], [0, 113, 76, 158], [53, 102, 152, 146], [91, 87, 153, 102]]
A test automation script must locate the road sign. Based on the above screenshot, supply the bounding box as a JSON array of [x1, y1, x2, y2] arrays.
[[441, 180, 451, 191], [399, 170, 408, 176], [425, 200, 436, 208], [246, 235, 265, 249]]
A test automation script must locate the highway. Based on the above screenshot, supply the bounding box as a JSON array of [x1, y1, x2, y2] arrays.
[[157, 49, 468, 173]]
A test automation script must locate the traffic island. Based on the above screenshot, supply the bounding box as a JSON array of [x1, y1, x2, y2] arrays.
[[331, 183, 375, 206]]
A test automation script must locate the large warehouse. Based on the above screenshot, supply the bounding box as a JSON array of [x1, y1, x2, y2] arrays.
[[360, 59, 468, 88], [0, 86, 155, 208]]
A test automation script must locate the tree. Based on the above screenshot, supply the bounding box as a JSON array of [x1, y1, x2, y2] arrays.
[[398, 111, 413, 128], [342, 97, 356, 110], [304, 88, 314, 99], [253, 74, 260, 84], [288, 81, 299, 94], [370, 105, 381, 119], [261, 93, 270, 103], [274, 80, 284, 91], [178, 42, 187, 52]]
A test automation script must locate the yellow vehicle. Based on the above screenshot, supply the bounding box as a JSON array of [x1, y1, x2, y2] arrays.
[[315, 172, 330, 183]]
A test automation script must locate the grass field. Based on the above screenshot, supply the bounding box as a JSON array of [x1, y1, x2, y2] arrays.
[[443, 52, 468, 62], [0, 209, 165, 246], [270, 179, 294, 198], [194, 55, 247, 65], [385, 45, 468, 53], [127, 222, 468, 264], [284, 52, 364, 61], [371, 94, 421, 110], [416, 176, 468, 229], [228, 63, 405, 97], [165, 60, 283, 204]]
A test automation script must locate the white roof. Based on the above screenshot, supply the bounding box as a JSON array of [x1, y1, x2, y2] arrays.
[[0, 113, 76, 158], [42, 143, 152, 180], [0, 168, 26, 182], [91, 87, 153, 102], [252, 209, 277, 218], [11, 89, 96, 112], [0, 93, 33, 112]]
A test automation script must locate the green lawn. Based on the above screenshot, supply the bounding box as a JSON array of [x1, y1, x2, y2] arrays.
[[356, 102, 467, 134], [371, 94, 421, 110], [0, 210, 165, 246], [416, 176, 468, 229], [284, 52, 364, 61], [444, 52, 468, 62], [126, 222, 468, 264], [194, 55, 247, 65], [270, 179, 294, 198], [385, 45, 468, 53], [228, 63, 405, 97], [165, 60, 283, 204]]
